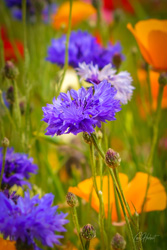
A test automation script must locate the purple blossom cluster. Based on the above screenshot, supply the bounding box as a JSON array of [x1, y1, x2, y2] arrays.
[[0, 147, 38, 189], [0, 191, 69, 250], [76, 63, 134, 104], [46, 30, 124, 68], [4, 0, 57, 23], [42, 80, 121, 136]]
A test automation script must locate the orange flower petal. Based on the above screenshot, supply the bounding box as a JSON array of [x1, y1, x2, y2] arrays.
[[0, 238, 16, 250], [52, 1, 96, 30], [124, 172, 167, 214]]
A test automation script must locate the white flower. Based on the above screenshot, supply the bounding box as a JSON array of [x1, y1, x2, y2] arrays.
[[76, 63, 134, 104]]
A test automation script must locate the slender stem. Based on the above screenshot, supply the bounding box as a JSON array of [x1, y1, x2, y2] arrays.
[[146, 65, 153, 111], [71, 207, 85, 250], [113, 180, 122, 222], [85, 241, 90, 250], [56, 0, 73, 96], [109, 169, 137, 250], [0, 147, 7, 189], [12, 80, 21, 129], [98, 191, 108, 250], [0, 34, 5, 67], [89, 143, 99, 196], [141, 84, 164, 225]]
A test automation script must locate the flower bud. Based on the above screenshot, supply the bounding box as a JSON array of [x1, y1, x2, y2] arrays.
[[105, 148, 121, 168], [6, 86, 14, 104], [111, 233, 126, 250], [112, 53, 122, 69], [1, 137, 9, 148], [83, 132, 92, 144], [2, 61, 19, 80], [158, 72, 167, 86], [81, 224, 96, 241], [97, 130, 103, 140], [66, 192, 78, 207]]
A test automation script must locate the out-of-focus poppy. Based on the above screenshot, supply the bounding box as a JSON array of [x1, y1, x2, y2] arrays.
[[127, 19, 167, 71], [103, 0, 134, 14], [0, 27, 24, 61], [69, 172, 167, 221], [52, 1, 96, 30], [138, 69, 167, 110], [0, 238, 16, 250]]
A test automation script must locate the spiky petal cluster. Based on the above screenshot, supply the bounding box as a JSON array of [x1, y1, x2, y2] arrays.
[[42, 80, 121, 136], [76, 63, 134, 104], [0, 147, 38, 189], [46, 30, 124, 68], [0, 191, 69, 250]]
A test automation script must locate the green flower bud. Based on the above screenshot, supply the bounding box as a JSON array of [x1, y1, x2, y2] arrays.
[[105, 148, 121, 169], [83, 132, 92, 144], [66, 192, 78, 207], [2, 61, 19, 80], [111, 233, 126, 250], [81, 224, 96, 241], [1, 137, 9, 148], [158, 72, 167, 86]]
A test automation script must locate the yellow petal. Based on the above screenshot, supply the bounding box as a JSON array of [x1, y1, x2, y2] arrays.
[[52, 1, 96, 30]]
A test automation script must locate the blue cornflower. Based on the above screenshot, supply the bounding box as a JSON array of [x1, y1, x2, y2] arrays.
[[4, 0, 31, 8], [42, 80, 121, 136], [46, 30, 124, 68], [0, 147, 38, 189], [0, 191, 69, 250], [76, 63, 134, 104]]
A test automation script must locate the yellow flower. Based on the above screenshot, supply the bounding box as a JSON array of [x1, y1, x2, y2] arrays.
[[0, 238, 16, 250], [127, 19, 167, 71], [69, 172, 167, 221], [52, 1, 96, 30]]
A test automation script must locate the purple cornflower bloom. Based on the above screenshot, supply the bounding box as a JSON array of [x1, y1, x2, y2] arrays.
[[42, 80, 121, 136], [46, 30, 124, 68], [3, 189, 19, 204], [0, 191, 69, 250], [4, 0, 31, 8], [0, 147, 38, 189], [76, 63, 134, 104]]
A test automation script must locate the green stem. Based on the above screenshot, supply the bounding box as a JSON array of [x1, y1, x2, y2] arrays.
[[90, 133, 137, 250], [56, 0, 73, 96], [0, 34, 5, 67], [141, 84, 164, 227], [146, 64, 153, 111], [109, 169, 137, 250], [85, 241, 90, 250], [0, 147, 7, 189], [89, 143, 99, 196], [22, 0, 30, 152], [71, 207, 85, 250], [12, 80, 21, 129]]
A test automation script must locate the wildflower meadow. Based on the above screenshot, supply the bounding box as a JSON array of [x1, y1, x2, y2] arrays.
[[0, 0, 167, 250]]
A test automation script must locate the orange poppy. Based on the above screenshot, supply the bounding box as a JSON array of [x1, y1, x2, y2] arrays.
[[0, 238, 16, 250], [127, 19, 167, 71], [52, 1, 96, 30], [69, 172, 167, 222], [137, 69, 167, 110]]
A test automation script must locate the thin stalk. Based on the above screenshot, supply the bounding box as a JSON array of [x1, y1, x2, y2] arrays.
[[22, 0, 30, 153], [113, 180, 122, 222], [71, 207, 85, 250], [0, 147, 7, 189], [146, 65, 153, 111], [141, 84, 164, 227], [98, 191, 108, 250], [89, 143, 99, 196], [12, 80, 21, 129], [109, 169, 137, 250], [0, 35, 5, 67], [56, 0, 73, 95]]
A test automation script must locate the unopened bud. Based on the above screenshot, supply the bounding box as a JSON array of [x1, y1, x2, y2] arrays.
[[112, 53, 122, 69], [2, 61, 19, 80], [81, 224, 96, 241], [66, 192, 78, 207], [6, 86, 14, 104], [105, 148, 121, 168], [111, 233, 126, 250], [158, 72, 167, 86], [1, 137, 9, 148], [83, 132, 92, 144], [97, 130, 103, 140]]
